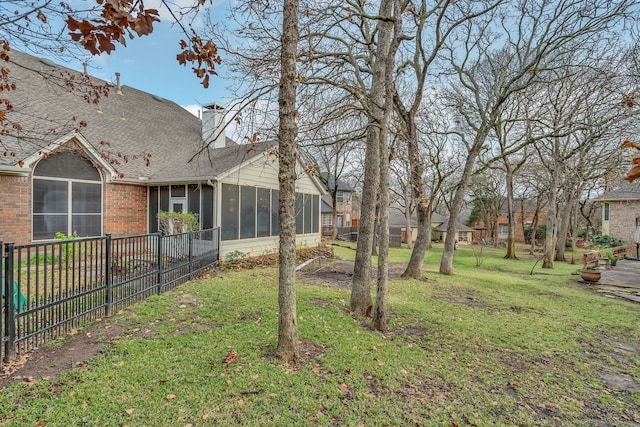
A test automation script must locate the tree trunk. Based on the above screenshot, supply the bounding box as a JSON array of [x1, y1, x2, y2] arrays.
[[331, 191, 339, 240], [372, 195, 379, 256], [373, 122, 391, 332], [569, 204, 578, 264], [404, 186, 412, 250], [373, 0, 399, 332], [401, 114, 430, 279], [350, 129, 378, 316], [554, 192, 573, 262], [351, 0, 395, 315], [542, 174, 558, 269], [504, 161, 517, 259], [275, 0, 300, 363], [529, 213, 539, 255], [440, 124, 491, 275]]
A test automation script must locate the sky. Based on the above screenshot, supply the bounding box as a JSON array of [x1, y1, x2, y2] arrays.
[[86, 26, 230, 117], [60, 1, 234, 117]]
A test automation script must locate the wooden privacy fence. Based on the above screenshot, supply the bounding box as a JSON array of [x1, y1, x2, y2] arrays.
[[1, 228, 219, 363], [322, 226, 402, 247]]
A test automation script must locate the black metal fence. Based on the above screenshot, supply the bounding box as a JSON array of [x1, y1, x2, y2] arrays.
[[1, 228, 219, 362]]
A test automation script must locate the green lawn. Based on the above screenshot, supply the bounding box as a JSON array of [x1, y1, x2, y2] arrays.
[[1, 243, 638, 426]]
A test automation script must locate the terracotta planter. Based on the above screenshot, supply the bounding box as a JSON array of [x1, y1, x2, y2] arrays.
[[580, 269, 601, 282]]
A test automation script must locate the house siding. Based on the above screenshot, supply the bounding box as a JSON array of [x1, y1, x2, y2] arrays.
[[220, 234, 322, 259], [0, 174, 31, 244], [607, 200, 640, 243], [222, 152, 319, 194], [472, 210, 546, 243], [104, 183, 148, 236]]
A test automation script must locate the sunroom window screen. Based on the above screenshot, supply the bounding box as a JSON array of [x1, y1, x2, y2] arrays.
[[33, 151, 102, 240], [220, 185, 319, 240]]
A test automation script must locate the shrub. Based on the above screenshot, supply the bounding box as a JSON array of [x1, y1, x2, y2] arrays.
[[158, 211, 200, 235], [55, 231, 79, 259], [524, 224, 546, 245], [590, 234, 624, 248]]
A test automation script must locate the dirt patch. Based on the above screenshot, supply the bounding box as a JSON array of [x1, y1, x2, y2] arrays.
[[298, 258, 357, 288], [598, 372, 640, 393], [176, 293, 199, 308], [0, 292, 203, 389], [298, 260, 414, 288], [439, 295, 483, 307], [0, 318, 128, 389]]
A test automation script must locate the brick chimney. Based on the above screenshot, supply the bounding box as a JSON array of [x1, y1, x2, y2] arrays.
[[202, 103, 226, 149]]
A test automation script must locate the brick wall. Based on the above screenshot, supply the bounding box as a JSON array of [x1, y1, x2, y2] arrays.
[[0, 174, 31, 245], [608, 200, 640, 244], [104, 183, 148, 236]]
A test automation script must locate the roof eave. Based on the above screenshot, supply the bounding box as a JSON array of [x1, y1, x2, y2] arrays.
[[0, 165, 30, 176]]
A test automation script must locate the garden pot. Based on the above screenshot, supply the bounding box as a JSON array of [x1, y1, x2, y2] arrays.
[[580, 269, 601, 282]]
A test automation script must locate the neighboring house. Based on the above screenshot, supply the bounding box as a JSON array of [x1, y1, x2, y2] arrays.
[[432, 215, 475, 244], [388, 209, 473, 244], [388, 208, 418, 243], [320, 196, 334, 230], [320, 176, 356, 231], [0, 50, 324, 258], [498, 198, 547, 243], [467, 198, 547, 243], [597, 182, 640, 244]]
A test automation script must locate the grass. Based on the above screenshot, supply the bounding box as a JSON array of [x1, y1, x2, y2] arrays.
[[0, 243, 638, 426]]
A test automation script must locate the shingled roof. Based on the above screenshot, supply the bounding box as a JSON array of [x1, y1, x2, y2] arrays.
[[1, 50, 271, 182], [598, 183, 640, 201]]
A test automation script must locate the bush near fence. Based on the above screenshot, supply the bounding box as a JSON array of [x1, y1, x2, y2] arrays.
[[1, 229, 219, 363]]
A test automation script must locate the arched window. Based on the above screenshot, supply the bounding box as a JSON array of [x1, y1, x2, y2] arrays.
[[33, 151, 102, 240]]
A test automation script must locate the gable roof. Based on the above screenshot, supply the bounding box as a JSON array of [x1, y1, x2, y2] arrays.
[[1, 50, 268, 183], [598, 183, 640, 202], [434, 219, 475, 232], [387, 208, 449, 228], [320, 173, 355, 192], [321, 195, 333, 213]]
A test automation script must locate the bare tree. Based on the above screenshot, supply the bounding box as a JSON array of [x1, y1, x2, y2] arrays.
[[301, 108, 364, 239], [529, 50, 637, 267], [393, 0, 499, 279], [513, 162, 548, 255], [275, 0, 300, 363], [440, 0, 637, 275], [372, 0, 403, 332], [389, 130, 415, 249], [350, 0, 399, 317]]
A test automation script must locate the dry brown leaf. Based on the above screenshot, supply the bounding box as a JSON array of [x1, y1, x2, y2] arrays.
[[223, 349, 238, 366], [337, 383, 350, 393], [166, 394, 176, 400]]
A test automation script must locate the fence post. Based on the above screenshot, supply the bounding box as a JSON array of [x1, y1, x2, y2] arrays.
[[188, 231, 193, 279], [156, 232, 163, 295], [105, 234, 112, 317], [4, 242, 16, 361]]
